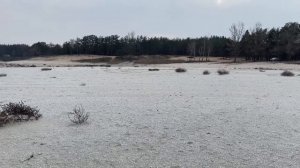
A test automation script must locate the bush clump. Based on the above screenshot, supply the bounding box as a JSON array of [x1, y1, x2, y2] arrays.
[[203, 70, 210, 75], [99, 64, 111, 67], [281, 70, 294, 77], [0, 73, 7, 77], [68, 105, 89, 124], [259, 69, 266, 72], [175, 68, 187, 73], [217, 69, 229, 75], [0, 102, 41, 126], [41, 68, 52, 71], [148, 68, 160, 71]]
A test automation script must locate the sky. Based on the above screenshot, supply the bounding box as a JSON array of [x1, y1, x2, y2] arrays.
[[0, 0, 299, 45]]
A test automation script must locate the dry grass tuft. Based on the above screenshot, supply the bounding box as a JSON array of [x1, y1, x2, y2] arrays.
[[0, 102, 41, 126], [148, 68, 160, 71], [281, 70, 294, 77], [68, 105, 89, 124], [203, 70, 210, 75], [41, 68, 52, 71], [175, 68, 187, 73], [0, 73, 7, 77], [217, 69, 229, 75]]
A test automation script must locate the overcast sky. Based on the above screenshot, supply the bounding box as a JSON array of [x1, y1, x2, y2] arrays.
[[0, 0, 299, 44]]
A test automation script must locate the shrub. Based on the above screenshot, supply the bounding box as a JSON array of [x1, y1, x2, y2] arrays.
[[41, 68, 52, 71], [0, 112, 9, 126], [0, 73, 7, 77], [99, 64, 111, 67], [175, 68, 186, 73], [217, 69, 229, 75], [259, 69, 266, 72], [68, 105, 89, 124], [148, 68, 160, 71], [0, 102, 41, 126], [203, 70, 210, 75], [281, 70, 294, 77]]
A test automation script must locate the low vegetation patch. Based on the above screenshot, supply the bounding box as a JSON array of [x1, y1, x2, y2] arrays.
[[116, 55, 139, 61], [259, 69, 266, 72], [203, 70, 210, 75], [148, 68, 160, 71], [281, 70, 295, 77], [0, 73, 7, 77], [0, 102, 41, 126], [75, 57, 113, 63], [41, 68, 52, 71], [217, 69, 229, 75], [99, 64, 111, 67], [134, 56, 186, 64], [258, 67, 266, 72], [175, 68, 187, 73], [68, 105, 89, 124]]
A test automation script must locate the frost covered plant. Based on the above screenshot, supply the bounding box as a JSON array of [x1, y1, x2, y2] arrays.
[[0, 102, 41, 126], [217, 69, 229, 75], [68, 105, 89, 124], [281, 70, 294, 77]]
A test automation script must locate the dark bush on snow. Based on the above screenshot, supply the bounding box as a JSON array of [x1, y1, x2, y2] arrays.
[[0, 73, 7, 77], [68, 105, 89, 124], [99, 64, 111, 67], [203, 70, 210, 75], [281, 70, 294, 77], [0, 102, 41, 126], [148, 68, 160, 71], [217, 69, 229, 75], [175, 68, 187, 73], [41, 68, 52, 71]]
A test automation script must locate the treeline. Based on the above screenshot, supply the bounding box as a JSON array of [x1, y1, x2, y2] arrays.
[[240, 22, 300, 61], [0, 22, 299, 61], [0, 33, 229, 61], [0, 43, 63, 61], [63, 34, 229, 57]]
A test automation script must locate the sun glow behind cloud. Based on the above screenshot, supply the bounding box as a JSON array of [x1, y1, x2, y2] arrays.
[[215, 0, 251, 7], [216, 0, 224, 6]]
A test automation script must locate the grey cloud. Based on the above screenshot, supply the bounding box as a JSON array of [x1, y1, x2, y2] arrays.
[[0, 0, 299, 44]]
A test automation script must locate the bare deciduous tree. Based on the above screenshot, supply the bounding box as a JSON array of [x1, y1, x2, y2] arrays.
[[229, 22, 245, 62], [188, 41, 196, 56], [188, 41, 196, 61]]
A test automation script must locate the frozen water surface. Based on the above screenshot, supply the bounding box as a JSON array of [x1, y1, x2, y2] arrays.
[[1, 67, 300, 168]]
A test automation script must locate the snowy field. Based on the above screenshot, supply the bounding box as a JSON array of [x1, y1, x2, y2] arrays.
[[1, 67, 300, 168]]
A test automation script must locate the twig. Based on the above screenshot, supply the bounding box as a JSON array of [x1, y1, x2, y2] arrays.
[[22, 154, 34, 162]]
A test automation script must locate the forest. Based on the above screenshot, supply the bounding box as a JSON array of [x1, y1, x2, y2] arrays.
[[0, 22, 299, 61]]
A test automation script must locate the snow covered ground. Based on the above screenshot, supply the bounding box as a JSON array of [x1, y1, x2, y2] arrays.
[[1, 67, 300, 168]]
